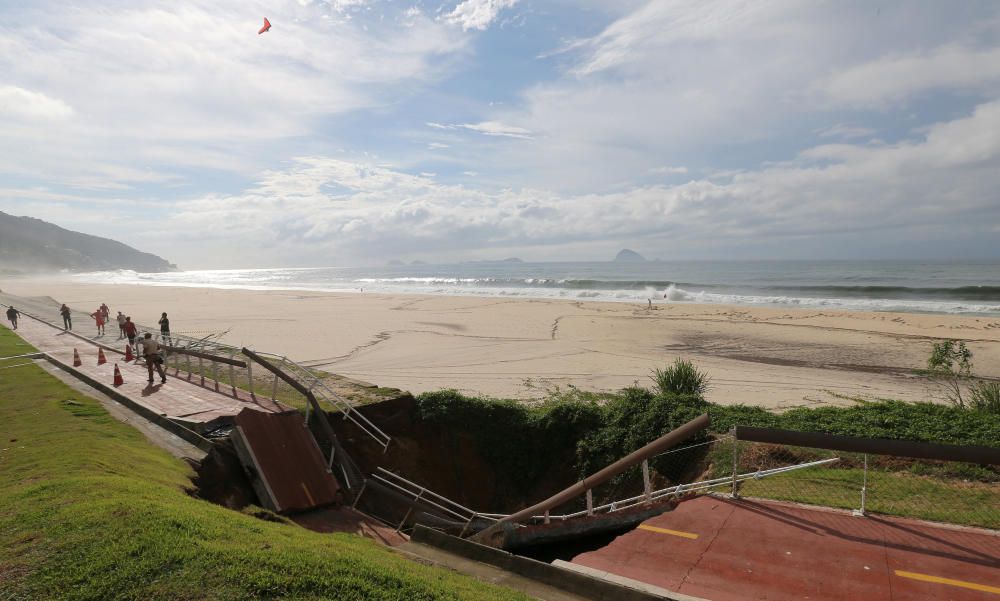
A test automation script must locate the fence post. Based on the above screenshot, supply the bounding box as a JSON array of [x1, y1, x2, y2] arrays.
[[198, 355, 205, 386], [228, 350, 237, 396], [212, 359, 219, 392], [586, 489, 594, 516], [246, 358, 255, 399], [397, 490, 424, 532], [271, 357, 286, 401], [854, 454, 869, 517], [351, 479, 368, 509], [544, 510, 550, 525], [642, 459, 652, 503], [185, 353, 192, 380], [731, 429, 740, 499]]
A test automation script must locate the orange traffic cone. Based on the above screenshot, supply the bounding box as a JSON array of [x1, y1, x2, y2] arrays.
[[113, 363, 124, 387], [73, 348, 82, 367], [97, 348, 107, 365], [125, 344, 134, 362]]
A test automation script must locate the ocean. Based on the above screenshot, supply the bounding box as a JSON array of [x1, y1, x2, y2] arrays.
[[79, 260, 1000, 315]]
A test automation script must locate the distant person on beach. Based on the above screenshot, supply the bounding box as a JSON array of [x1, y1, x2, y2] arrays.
[[60, 304, 72, 330], [140, 332, 167, 384], [6, 306, 20, 330], [116, 311, 127, 338], [100, 303, 110, 324], [124, 317, 137, 349], [158, 312, 171, 346], [90, 308, 106, 336]]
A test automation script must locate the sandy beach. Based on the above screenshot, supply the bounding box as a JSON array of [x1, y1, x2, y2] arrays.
[[3, 277, 999, 409]]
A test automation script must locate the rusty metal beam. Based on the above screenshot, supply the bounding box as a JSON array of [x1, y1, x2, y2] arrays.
[[165, 345, 247, 367], [734, 426, 1000, 465]]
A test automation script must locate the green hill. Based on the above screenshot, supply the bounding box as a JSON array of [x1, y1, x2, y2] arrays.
[[0, 211, 174, 273]]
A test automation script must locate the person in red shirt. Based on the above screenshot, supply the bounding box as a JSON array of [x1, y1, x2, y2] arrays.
[[124, 316, 138, 350], [90, 308, 106, 336]]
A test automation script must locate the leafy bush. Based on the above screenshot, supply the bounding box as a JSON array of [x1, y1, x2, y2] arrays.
[[925, 339, 974, 407], [969, 381, 1000, 415], [651, 358, 711, 396]]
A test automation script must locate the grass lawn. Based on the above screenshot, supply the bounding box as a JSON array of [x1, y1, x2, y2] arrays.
[[0, 327, 527, 601], [735, 467, 1000, 529]]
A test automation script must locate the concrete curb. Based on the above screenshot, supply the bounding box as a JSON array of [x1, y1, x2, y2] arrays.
[[553, 560, 711, 601], [411, 525, 686, 601], [43, 353, 214, 453]]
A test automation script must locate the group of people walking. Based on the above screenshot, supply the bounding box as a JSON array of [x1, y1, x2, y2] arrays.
[[4, 300, 176, 386], [55, 302, 173, 384]]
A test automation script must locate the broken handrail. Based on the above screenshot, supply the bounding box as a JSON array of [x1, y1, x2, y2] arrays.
[[506, 457, 843, 522], [274, 354, 391, 450], [474, 457, 842, 522], [372, 467, 494, 525], [163, 345, 247, 367]]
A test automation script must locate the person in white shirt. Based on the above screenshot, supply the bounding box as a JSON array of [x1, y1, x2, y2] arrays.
[[116, 312, 127, 339], [140, 333, 167, 384]]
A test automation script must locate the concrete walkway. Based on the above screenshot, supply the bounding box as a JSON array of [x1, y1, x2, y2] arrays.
[[2, 314, 291, 428], [573, 495, 1000, 601]]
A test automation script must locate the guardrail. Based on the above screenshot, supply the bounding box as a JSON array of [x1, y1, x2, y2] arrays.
[[2, 294, 391, 449], [360, 467, 497, 535]]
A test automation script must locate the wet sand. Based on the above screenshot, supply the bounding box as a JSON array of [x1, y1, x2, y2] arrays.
[[4, 278, 999, 409]]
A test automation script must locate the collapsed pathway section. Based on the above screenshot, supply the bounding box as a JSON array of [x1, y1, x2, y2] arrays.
[[232, 409, 341, 513]]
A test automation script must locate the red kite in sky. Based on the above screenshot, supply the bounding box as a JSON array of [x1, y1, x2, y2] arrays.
[[258, 18, 271, 35]]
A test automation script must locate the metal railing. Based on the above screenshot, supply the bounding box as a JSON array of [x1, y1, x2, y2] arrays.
[[360, 467, 496, 534], [365, 434, 842, 539], [1, 292, 391, 449], [726, 427, 1000, 530], [478, 457, 840, 524], [277, 355, 391, 450]]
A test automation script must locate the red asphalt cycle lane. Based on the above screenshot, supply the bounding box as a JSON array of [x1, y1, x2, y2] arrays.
[[572, 495, 999, 601]]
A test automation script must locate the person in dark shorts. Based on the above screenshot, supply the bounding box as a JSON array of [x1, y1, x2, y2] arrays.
[[116, 311, 126, 339], [158, 312, 171, 346], [124, 316, 138, 349], [59, 304, 72, 330], [6, 306, 20, 330], [140, 332, 166, 384]]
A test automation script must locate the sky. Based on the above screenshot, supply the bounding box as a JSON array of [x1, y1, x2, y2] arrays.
[[1, 0, 999, 268]]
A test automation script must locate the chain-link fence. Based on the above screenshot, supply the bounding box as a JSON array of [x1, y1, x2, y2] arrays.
[[710, 430, 1000, 530]]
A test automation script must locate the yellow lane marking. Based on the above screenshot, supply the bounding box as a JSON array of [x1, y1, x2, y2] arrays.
[[637, 524, 699, 540], [895, 570, 1000, 595], [301, 482, 316, 506]]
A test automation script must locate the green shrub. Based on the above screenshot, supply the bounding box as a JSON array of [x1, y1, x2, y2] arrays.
[[969, 381, 1000, 415], [651, 358, 711, 396]]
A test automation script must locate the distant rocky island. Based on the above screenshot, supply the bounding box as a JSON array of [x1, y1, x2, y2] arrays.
[[614, 249, 647, 262], [0, 211, 175, 274]]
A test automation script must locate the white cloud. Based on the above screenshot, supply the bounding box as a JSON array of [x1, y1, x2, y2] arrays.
[[444, 0, 518, 31], [817, 124, 877, 140], [648, 165, 687, 175], [0, 85, 73, 120], [426, 120, 533, 139], [428, 142, 450, 149], [818, 45, 1000, 108], [0, 0, 466, 188], [470, 1, 1000, 193], [143, 101, 1000, 266]]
